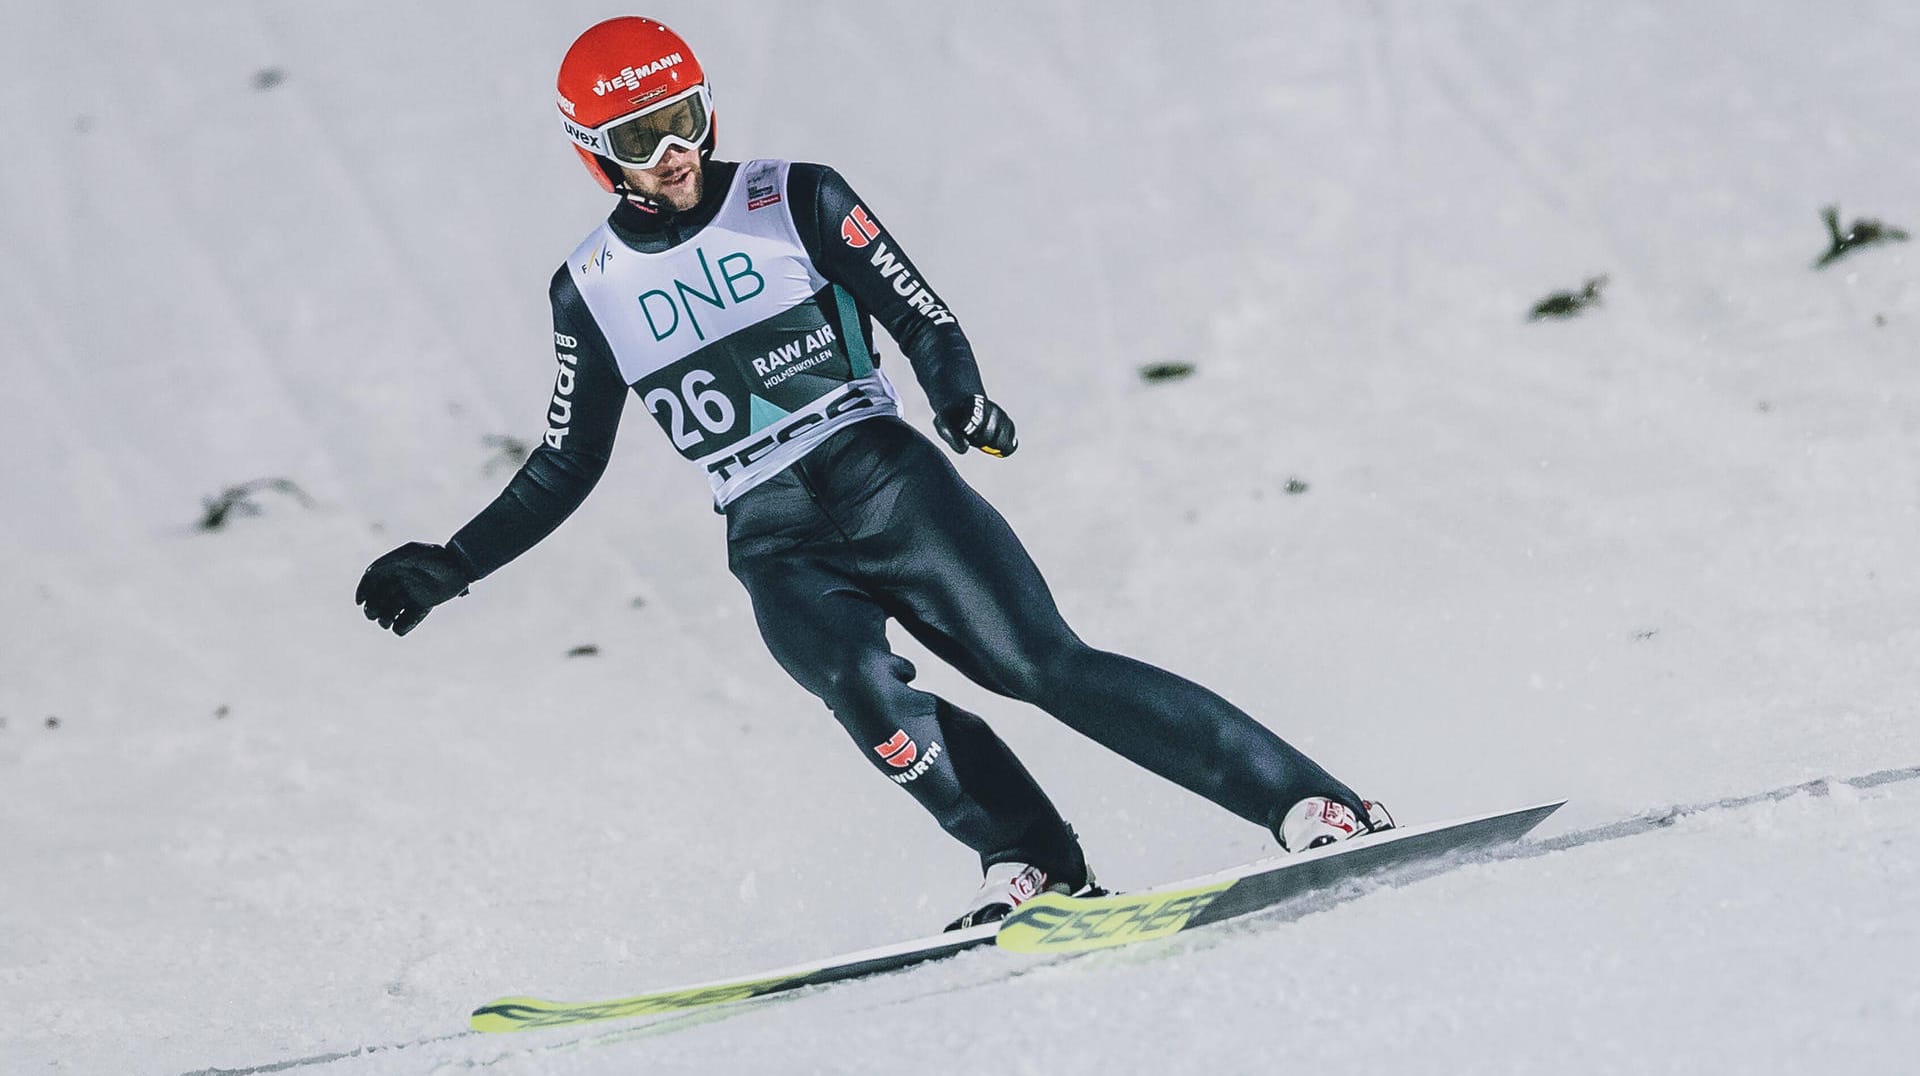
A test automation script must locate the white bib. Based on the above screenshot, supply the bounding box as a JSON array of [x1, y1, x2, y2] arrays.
[[567, 160, 899, 506]]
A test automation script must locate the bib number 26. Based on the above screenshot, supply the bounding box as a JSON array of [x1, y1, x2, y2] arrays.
[[644, 370, 737, 450]]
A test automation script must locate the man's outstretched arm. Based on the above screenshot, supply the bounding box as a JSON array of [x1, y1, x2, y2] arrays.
[[446, 269, 628, 580], [357, 267, 628, 635]]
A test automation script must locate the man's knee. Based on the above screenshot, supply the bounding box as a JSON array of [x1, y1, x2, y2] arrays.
[[996, 635, 1091, 706], [817, 645, 913, 714]]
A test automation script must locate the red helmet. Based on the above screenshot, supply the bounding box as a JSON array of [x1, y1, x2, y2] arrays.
[[556, 17, 715, 194]]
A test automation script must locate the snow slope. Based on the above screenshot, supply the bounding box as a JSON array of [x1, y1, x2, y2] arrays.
[[2, 1, 1917, 1073]]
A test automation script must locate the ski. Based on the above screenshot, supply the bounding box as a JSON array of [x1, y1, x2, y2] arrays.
[[470, 922, 998, 1032], [994, 799, 1564, 955], [470, 800, 1562, 1032]]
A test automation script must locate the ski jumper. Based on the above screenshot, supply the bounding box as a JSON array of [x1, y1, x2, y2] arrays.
[[448, 160, 1365, 880]]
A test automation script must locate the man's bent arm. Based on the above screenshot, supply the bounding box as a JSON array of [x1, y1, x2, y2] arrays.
[[448, 267, 627, 580], [787, 164, 987, 415]]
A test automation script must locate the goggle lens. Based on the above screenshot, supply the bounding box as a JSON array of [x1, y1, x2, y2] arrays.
[[605, 93, 709, 168]]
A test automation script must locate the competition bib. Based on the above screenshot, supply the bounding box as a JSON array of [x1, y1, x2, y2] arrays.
[[567, 160, 899, 505]]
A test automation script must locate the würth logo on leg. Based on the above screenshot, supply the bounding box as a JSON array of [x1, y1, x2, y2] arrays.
[[840, 205, 881, 248], [873, 729, 918, 768]]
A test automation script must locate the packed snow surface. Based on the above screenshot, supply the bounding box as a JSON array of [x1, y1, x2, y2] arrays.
[[3, 1, 1917, 1073]]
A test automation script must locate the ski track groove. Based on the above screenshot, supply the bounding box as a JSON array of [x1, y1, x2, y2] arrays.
[[168, 762, 1920, 1076]]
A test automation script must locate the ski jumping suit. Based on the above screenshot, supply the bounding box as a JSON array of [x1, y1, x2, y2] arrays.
[[449, 160, 1365, 882]]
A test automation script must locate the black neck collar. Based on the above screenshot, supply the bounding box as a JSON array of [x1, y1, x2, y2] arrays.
[[606, 160, 739, 253]]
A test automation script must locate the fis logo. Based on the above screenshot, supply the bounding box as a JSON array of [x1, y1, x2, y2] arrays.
[[840, 205, 881, 248], [592, 53, 684, 97], [581, 241, 614, 275]]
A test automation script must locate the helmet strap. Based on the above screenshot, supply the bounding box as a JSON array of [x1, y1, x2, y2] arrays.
[[591, 154, 666, 213], [620, 186, 668, 214]]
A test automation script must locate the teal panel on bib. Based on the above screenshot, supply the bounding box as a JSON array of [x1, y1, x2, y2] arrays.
[[748, 394, 793, 433], [833, 284, 874, 377]]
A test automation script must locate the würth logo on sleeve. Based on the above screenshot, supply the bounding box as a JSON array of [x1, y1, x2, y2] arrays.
[[840, 205, 881, 248], [874, 729, 918, 768], [865, 242, 957, 326]]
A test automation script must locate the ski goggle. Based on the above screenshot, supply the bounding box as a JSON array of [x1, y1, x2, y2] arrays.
[[562, 83, 711, 171]]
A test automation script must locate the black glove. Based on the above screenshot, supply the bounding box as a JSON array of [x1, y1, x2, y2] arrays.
[[933, 394, 1018, 457], [355, 542, 472, 637]]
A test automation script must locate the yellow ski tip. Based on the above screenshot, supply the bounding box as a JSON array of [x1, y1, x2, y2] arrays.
[[470, 996, 560, 1033]]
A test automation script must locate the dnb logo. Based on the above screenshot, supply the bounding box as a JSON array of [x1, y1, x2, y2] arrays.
[[840, 205, 881, 248], [873, 729, 918, 768]]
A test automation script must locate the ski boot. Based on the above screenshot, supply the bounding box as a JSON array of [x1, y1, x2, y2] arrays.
[[944, 861, 1105, 931], [1277, 797, 1395, 852]]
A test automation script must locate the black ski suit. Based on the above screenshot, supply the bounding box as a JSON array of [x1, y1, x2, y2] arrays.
[[446, 160, 1364, 884]]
